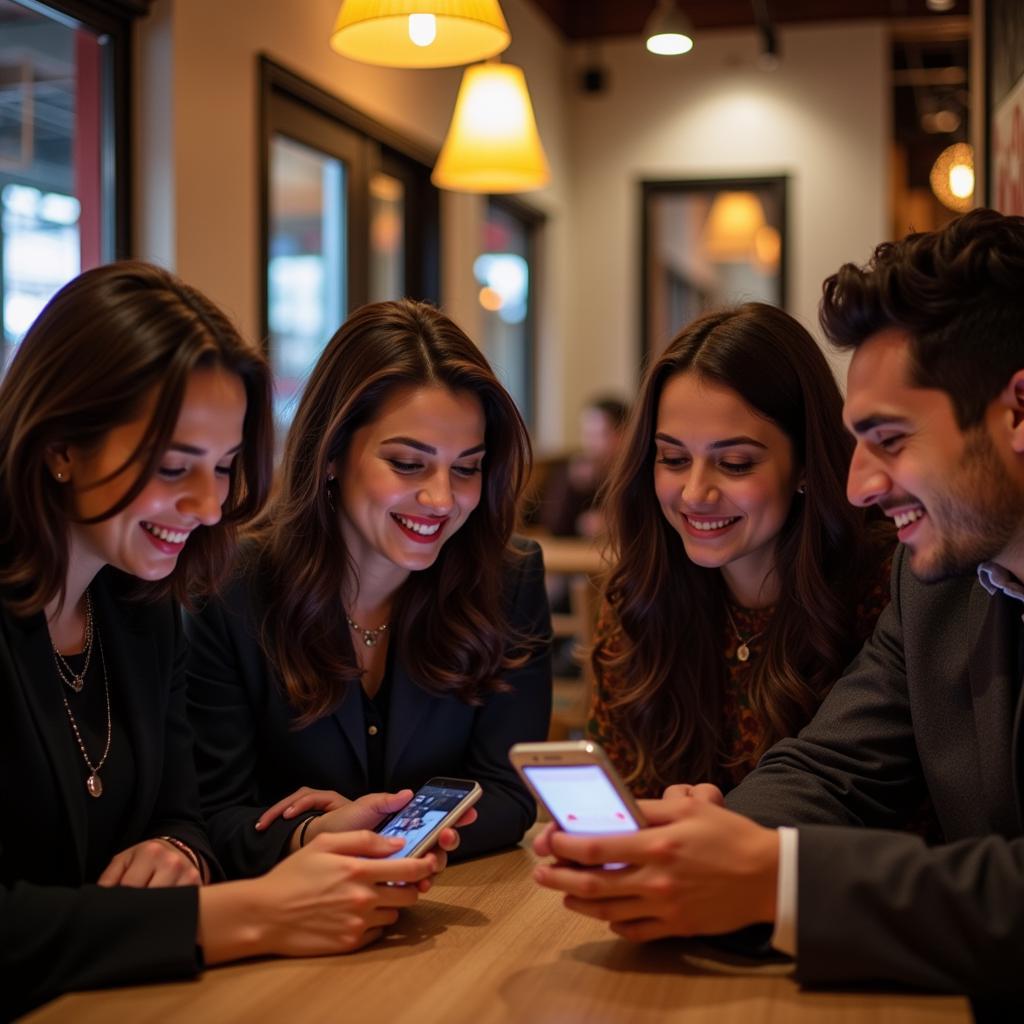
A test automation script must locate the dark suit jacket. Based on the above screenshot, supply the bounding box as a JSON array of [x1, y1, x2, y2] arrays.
[[184, 539, 553, 879], [0, 567, 216, 1019], [727, 545, 1024, 994]]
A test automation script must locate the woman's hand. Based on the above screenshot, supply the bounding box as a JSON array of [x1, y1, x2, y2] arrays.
[[97, 838, 201, 888], [198, 830, 437, 962]]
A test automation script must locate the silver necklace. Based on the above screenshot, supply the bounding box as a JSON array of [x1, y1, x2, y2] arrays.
[[56, 630, 112, 798], [725, 605, 765, 663], [346, 614, 390, 648], [51, 591, 94, 693]]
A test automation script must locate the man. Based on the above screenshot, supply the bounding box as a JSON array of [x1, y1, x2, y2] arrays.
[[534, 209, 1024, 995]]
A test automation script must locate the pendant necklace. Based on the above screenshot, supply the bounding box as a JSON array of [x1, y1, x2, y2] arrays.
[[725, 605, 765, 663], [346, 613, 390, 648]]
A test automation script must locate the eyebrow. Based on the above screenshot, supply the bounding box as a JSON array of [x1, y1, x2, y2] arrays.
[[654, 432, 767, 451], [169, 442, 243, 457], [848, 414, 912, 435], [381, 436, 486, 458]]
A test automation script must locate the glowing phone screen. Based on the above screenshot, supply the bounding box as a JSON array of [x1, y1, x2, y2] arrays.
[[523, 764, 640, 834]]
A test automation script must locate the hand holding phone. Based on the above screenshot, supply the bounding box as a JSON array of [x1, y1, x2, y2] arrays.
[[373, 777, 482, 859]]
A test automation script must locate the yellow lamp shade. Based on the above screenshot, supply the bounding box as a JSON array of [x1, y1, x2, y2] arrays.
[[330, 0, 510, 69], [432, 63, 550, 193], [703, 191, 766, 261]]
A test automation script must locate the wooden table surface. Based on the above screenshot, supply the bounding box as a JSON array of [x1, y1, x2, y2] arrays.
[[27, 831, 971, 1024]]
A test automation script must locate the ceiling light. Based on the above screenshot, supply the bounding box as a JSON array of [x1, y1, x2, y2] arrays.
[[930, 143, 974, 212], [330, 0, 510, 69], [432, 62, 550, 193], [644, 0, 694, 56]]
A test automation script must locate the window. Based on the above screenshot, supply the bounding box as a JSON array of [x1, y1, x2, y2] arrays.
[[0, 0, 134, 371], [475, 197, 542, 429], [260, 59, 440, 435]]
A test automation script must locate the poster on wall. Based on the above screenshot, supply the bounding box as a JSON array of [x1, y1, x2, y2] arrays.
[[987, 0, 1024, 212]]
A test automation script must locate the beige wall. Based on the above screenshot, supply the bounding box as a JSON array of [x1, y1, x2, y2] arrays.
[[135, 6, 889, 450], [562, 22, 889, 424]]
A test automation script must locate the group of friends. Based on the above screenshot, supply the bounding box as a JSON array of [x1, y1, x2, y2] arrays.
[[1, 207, 1023, 1017]]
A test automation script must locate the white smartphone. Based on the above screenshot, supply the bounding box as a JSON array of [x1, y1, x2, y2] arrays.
[[374, 776, 482, 858], [508, 740, 646, 834]]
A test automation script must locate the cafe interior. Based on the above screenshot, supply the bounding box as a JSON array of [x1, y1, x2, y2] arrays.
[[0, 1, 1013, 1021]]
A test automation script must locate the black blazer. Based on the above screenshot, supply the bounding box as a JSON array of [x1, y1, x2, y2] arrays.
[[727, 545, 1024, 994], [0, 568, 216, 1019], [185, 539, 553, 879]]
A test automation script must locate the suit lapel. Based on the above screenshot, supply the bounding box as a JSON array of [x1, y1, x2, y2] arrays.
[[331, 677, 369, 789], [3, 608, 89, 874], [386, 660, 436, 778], [967, 583, 1022, 834]]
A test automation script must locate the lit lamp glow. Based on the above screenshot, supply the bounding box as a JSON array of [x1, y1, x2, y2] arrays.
[[330, 0, 510, 69], [929, 143, 974, 213], [432, 63, 550, 193], [703, 191, 766, 261], [645, 0, 695, 56]]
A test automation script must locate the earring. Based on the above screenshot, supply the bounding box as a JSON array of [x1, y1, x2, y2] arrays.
[[55, 471, 64, 481], [325, 474, 336, 511], [796, 483, 806, 495]]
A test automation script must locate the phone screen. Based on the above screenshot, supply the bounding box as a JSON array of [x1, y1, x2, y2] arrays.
[[523, 764, 640, 834], [376, 780, 476, 858]]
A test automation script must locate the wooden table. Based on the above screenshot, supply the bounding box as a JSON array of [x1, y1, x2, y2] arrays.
[[27, 832, 970, 1024]]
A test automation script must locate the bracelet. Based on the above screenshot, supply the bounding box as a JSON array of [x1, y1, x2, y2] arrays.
[[297, 814, 321, 848], [158, 835, 203, 879]]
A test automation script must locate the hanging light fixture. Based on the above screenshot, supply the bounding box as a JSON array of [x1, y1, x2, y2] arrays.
[[432, 62, 550, 193], [644, 0, 695, 56], [930, 142, 974, 212], [330, 0, 510, 69], [702, 192, 766, 260]]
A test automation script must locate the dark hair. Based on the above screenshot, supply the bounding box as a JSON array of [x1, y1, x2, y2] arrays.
[[820, 208, 1024, 429], [0, 261, 273, 616], [587, 396, 630, 430], [254, 299, 532, 726], [596, 303, 888, 790]]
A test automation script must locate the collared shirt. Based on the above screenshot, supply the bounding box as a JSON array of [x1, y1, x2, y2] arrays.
[[978, 561, 1024, 613]]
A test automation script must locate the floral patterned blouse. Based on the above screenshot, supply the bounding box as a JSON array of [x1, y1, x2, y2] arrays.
[[588, 548, 894, 798]]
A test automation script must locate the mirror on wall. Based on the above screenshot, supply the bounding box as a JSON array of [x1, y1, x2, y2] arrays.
[[641, 177, 787, 364]]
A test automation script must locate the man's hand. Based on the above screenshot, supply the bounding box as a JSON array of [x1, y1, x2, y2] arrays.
[[533, 795, 779, 940]]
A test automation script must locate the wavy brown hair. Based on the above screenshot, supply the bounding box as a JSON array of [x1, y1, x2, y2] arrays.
[[0, 261, 273, 616], [596, 303, 889, 791], [253, 299, 532, 726]]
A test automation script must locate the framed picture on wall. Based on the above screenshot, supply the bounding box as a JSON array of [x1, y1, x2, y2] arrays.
[[987, 0, 1024, 213]]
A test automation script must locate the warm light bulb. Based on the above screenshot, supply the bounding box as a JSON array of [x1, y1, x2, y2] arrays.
[[408, 13, 436, 47], [949, 162, 974, 200], [646, 32, 693, 56]]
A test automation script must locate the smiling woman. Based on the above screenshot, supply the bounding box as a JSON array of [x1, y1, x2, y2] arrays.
[[184, 298, 553, 881], [589, 303, 895, 797]]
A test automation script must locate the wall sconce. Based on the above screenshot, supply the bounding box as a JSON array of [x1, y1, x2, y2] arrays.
[[330, 0, 510, 68], [930, 142, 974, 213], [432, 62, 550, 193], [644, 0, 694, 56]]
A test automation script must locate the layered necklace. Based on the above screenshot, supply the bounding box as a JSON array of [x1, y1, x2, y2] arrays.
[[51, 591, 112, 798]]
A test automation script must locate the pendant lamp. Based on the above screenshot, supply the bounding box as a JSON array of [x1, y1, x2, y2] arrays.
[[644, 0, 695, 56], [330, 0, 510, 69], [432, 62, 550, 193]]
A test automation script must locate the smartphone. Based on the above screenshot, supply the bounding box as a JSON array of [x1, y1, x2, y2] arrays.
[[508, 740, 646, 834], [374, 777, 482, 859]]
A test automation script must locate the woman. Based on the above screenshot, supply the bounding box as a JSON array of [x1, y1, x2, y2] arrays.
[[0, 265, 441, 1019], [185, 299, 552, 878], [589, 303, 893, 797]]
